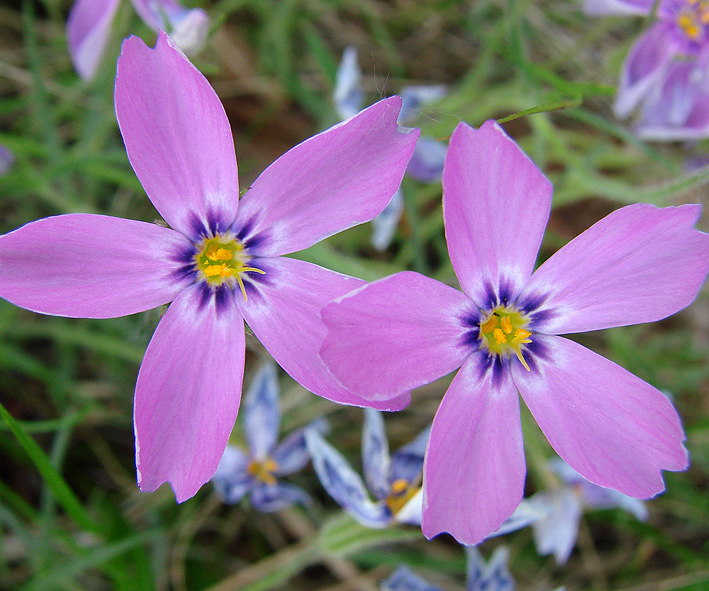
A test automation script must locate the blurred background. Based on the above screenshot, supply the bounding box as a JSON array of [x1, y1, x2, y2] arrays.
[[0, 1, 708, 589]]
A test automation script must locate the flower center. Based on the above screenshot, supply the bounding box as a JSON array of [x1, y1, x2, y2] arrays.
[[247, 457, 279, 486], [384, 478, 419, 515], [479, 306, 532, 371], [677, 0, 709, 41], [194, 235, 265, 301]]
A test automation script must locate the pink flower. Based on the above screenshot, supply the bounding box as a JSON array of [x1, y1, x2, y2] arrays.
[[67, 0, 209, 80], [320, 120, 709, 544], [596, 0, 709, 139], [0, 33, 418, 502]]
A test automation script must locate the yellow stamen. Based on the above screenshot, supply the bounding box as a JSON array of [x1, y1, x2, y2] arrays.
[[194, 235, 266, 302], [478, 306, 533, 372], [480, 315, 498, 334], [493, 328, 507, 344], [385, 479, 419, 515], [390, 478, 409, 494], [248, 457, 279, 486]]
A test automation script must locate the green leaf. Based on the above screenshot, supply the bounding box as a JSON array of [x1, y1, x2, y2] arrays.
[[0, 400, 100, 534], [318, 513, 422, 557]]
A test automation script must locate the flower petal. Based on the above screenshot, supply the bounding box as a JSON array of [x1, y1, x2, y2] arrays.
[[134, 284, 245, 502], [514, 335, 688, 499], [548, 457, 647, 518], [522, 204, 709, 334], [399, 85, 448, 125], [528, 488, 581, 565], [371, 189, 404, 252], [115, 32, 239, 239], [321, 271, 471, 402], [380, 566, 441, 591], [272, 417, 328, 475], [443, 121, 552, 305], [333, 46, 364, 120], [487, 499, 544, 537], [239, 256, 410, 410], [613, 24, 677, 119], [234, 97, 419, 257], [422, 355, 526, 545], [362, 409, 392, 500], [583, 0, 654, 15], [305, 430, 392, 528], [211, 445, 253, 504], [244, 362, 280, 460], [406, 138, 447, 183], [0, 214, 189, 318], [250, 482, 311, 512], [389, 425, 429, 485], [466, 546, 514, 591], [637, 60, 709, 141], [66, 0, 122, 80], [394, 489, 423, 526], [130, 1, 209, 55]]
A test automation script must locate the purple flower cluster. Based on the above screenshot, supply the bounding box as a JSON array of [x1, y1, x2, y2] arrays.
[[0, 26, 707, 553], [589, 0, 709, 139]]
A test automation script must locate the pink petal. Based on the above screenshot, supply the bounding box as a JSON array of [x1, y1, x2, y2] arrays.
[[522, 204, 709, 334], [422, 354, 526, 545], [614, 24, 677, 119], [637, 60, 709, 141], [514, 335, 688, 499], [135, 283, 245, 502], [238, 256, 410, 411], [115, 32, 239, 240], [66, 0, 121, 80], [233, 97, 419, 257], [443, 121, 552, 306], [0, 214, 190, 318], [320, 271, 472, 402]]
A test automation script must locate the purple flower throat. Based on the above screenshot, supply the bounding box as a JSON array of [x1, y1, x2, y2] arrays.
[[173, 215, 270, 307], [667, 0, 709, 42]]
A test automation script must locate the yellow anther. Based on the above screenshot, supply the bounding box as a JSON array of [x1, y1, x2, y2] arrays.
[[480, 315, 498, 334], [194, 235, 267, 301], [204, 264, 228, 278], [512, 328, 532, 344], [248, 457, 280, 486], [213, 248, 233, 261], [478, 305, 533, 372], [385, 479, 419, 515], [391, 479, 409, 495]]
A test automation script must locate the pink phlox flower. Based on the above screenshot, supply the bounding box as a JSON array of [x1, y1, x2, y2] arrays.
[[211, 362, 327, 511], [0, 32, 418, 502], [320, 119, 709, 544], [67, 0, 209, 80], [592, 0, 709, 138]]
